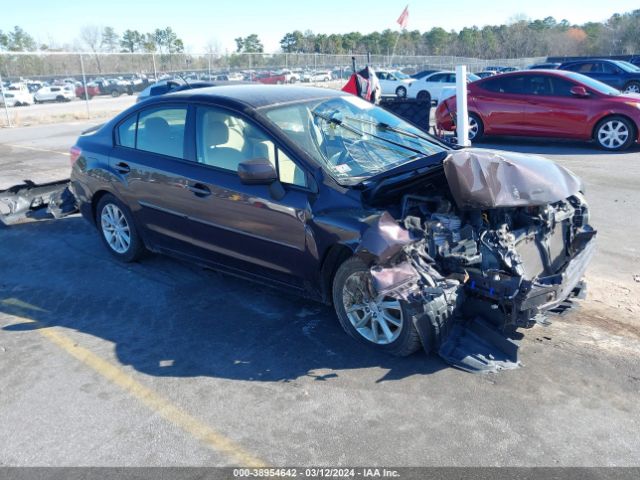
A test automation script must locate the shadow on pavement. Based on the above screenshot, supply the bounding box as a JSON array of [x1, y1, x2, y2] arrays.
[[0, 216, 448, 383]]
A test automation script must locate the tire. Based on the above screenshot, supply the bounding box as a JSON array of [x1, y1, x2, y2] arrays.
[[96, 194, 145, 262], [416, 90, 431, 103], [56, 95, 65, 102], [468, 113, 484, 141], [594, 115, 635, 151], [111, 90, 120, 98], [332, 257, 422, 357], [395, 86, 407, 98], [623, 81, 640, 94]]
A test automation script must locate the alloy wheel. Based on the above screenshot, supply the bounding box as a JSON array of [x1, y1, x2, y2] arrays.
[[100, 203, 131, 254], [624, 83, 640, 94], [597, 120, 629, 149], [342, 271, 404, 345], [468, 116, 479, 140]]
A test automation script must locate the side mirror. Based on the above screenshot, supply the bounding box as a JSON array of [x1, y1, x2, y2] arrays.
[[570, 86, 589, 97], [237, 158, 277, 185]]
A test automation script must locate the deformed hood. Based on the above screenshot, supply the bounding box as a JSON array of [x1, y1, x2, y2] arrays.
[[443, 149, 582, 209]]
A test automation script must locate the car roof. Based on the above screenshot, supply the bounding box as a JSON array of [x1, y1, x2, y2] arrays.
[[163, 84, 347, 109]]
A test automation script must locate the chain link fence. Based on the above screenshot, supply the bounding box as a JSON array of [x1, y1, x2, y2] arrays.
[[0, 52, 545, 81], [0, 52, 545, 127]]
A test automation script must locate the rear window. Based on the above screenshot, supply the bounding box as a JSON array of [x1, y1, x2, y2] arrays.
[[480, 75, 526, 94], [117, 114, 137, 148]]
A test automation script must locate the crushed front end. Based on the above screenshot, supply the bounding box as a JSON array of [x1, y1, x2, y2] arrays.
[[359, 149, 597, 372]]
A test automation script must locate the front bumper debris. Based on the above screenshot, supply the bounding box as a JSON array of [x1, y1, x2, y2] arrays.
[[0, 179, 76, 226]]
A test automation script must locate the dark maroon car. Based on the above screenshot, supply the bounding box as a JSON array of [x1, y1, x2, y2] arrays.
[[69, 85, 595, 371]]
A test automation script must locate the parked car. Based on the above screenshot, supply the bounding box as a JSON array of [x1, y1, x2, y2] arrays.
[[75, 82, 101, 99], [529, 63, 561, 70], [309, 70, 333, 82], [94, 78, 133, 97], [69, 85, 595, 365], [408, 70, 480, 104], [254, 71, 288, 85], [499, 67, 518, 73], [34, 85, 75, 103], [474, 71, 496, 79], [559, 59, 640, 93], [0, 89, 34, 106], [136, 79, 248, 103], [435, 69, 640, 150], [411, 69, 441, 80], [278, 69, 300, 83], [484, 66, 506, 73], [375, 69, 416, 98]]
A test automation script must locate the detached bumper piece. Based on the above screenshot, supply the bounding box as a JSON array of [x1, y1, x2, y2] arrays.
[[0, 179, 76, 226]]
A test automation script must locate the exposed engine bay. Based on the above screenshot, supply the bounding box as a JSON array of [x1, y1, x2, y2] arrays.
[[357, 149, 597, 372]]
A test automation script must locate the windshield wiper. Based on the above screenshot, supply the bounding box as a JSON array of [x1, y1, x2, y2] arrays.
[[312, 110, 430, 158], [342, 115, 451, 149]]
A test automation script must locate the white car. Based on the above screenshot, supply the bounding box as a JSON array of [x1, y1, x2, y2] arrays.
[[309, 70, 332, 82], [374, 69, 416, 98], [34, 85, 75, 103], [0, 89, 34, 107], [278, 69, 300, 83], [408, 70, 480, 104]]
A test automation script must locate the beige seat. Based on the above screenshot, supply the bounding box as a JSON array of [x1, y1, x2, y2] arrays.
[[202, 120, 245, 170]]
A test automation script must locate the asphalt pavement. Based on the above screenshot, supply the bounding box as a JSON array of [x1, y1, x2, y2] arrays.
[[0, 122, 639, 467]]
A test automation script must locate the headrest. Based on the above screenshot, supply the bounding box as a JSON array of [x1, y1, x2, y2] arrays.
[[143, 116, 170, 136], [205, 120, 229, 146]]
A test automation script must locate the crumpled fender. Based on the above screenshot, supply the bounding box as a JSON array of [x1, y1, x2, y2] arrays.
[[443, 149, 583, 209]]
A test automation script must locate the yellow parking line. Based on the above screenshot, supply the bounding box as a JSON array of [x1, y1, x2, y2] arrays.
[[1, 298, 267, 467], [1, 143, 69, 156]]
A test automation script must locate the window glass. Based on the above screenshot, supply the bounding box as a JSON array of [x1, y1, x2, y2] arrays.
[[481, 75, 526, 94], [137, 107, 187, 158], [117, 114, 137, 148], [574, 63, 594, 73], [548, 77, 575, 96], [430, 74, 448, 83], [601, 62, 620, 74], [196, 106, 307, 186]]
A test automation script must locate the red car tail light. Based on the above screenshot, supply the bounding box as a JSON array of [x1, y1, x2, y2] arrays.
[[69, 146, 82, 166]]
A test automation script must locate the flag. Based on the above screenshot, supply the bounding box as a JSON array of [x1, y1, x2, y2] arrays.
[[396, 5, 409, 29]]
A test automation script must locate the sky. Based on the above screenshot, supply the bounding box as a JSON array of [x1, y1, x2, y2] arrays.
[[3, 0, 638, 53]]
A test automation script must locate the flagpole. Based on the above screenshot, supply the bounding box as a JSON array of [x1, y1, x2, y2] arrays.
[[390, 5, 408, 67], [390, 30, 402, 67]]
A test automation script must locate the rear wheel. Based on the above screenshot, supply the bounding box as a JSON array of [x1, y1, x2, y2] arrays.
[[111, 90, 120, 98], [332, 257, 421, 357], [96, 194, 145, 262], [594, 116, 635, 151], [468, 113, 484, 141], [395, 86, 407, 98], [55, 95, 65, 102]]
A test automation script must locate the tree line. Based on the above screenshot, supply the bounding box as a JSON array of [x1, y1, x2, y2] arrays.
[[278, 10, 640, 58], [0, 8, 638, 58]]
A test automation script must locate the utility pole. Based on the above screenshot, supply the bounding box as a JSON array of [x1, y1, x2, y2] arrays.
[[0, 70, 12, 128]]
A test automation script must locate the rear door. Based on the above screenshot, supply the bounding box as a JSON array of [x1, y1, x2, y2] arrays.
[[471, 75, 528, 133]]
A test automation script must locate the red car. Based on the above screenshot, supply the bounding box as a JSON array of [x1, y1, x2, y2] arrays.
[[254, 71, 287, 85], [75, 83, 100, 99], [436, 70, 640, 150]]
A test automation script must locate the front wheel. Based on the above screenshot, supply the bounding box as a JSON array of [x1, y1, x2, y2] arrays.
[[332, 257, 422, 357], [623, 81, 640, 94], [395, 86, 407, 98], [594, 116, 635, 151], [96, 194, 145, 262], [416, 90, 431, 103]]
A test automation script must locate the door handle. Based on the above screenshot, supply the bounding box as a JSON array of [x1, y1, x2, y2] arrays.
[[187, 183, 211, 197], [115, 162, 130, 174]]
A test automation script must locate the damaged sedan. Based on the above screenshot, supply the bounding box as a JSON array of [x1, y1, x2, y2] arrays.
[[65, 85, 596, 371]]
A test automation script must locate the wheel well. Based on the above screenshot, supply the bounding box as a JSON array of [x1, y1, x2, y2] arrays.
[[91, 190, 112, 222], [320, 244, 354, 304], [592, 114, 637, 140]]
